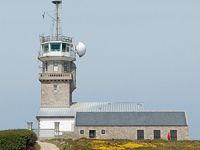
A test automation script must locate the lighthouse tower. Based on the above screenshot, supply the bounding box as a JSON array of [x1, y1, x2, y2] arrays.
[[38, 0, 86, 108]]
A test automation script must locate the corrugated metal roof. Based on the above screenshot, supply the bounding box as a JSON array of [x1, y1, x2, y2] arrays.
[[36, 102, 144, 117], [76, 112, 188, 126]]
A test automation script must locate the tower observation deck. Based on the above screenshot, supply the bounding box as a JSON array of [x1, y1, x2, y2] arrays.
[[38, 0, 86, 107]]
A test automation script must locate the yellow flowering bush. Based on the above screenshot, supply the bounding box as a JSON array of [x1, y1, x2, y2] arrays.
[[92, 140, 156, 150]]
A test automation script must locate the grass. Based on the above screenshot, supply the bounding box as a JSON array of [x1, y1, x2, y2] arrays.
[[46, 138, 200, 150]]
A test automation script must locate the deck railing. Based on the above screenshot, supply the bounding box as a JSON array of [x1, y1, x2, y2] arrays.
[[39, 73, 72, 80], [40, 36, 73, 43]]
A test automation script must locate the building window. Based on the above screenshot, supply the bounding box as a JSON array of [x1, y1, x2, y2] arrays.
[[66, 44, 70, 52], [62, 43, 70, 52], [137, 130, 144, 140], [42, 63, 45, 72], [53, 85, 57, 91], [67, 45, 70, 52], [64, 63, 68, 72], [43, 44, 49, 52], [154, 130, 161, 139], [53, 62, 59, 72], [101, 130, 105, 134], [54, 122, 60, 136], [51, 43, 61, 51], [170, 130, 177, 140], [89, 130, 96, 138], [62, 43, 66, 52], [45, 62, 48, 72], [80, 130, 84, 134]]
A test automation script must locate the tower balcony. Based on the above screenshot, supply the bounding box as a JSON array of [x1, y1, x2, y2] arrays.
[[39, 73, 72, 81]]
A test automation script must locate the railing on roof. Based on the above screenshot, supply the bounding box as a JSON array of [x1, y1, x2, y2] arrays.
[[40, 36, 73, 43]]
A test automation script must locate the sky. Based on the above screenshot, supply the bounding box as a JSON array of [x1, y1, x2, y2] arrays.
[[0, 0, 200, 139]]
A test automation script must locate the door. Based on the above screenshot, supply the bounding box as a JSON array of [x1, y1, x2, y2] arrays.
[[137, 130, 144, 140], [170, 130, 177, 140], [154, 130, 161, 139], [89, 130, 96, 138]]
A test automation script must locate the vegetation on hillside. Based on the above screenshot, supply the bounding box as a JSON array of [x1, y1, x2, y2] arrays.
[[0, 129, 37, 150], [47, 138, 200, 150]]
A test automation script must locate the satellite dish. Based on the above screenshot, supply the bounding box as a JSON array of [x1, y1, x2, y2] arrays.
[[76, 42, 86, 57]]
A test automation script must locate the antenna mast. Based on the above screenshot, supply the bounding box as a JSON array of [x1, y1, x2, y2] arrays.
[[52, 0, 62, 39]]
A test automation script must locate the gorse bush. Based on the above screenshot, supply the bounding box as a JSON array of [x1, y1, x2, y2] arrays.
[[48, 138, 200, 150], [0, 129, 37, 150]]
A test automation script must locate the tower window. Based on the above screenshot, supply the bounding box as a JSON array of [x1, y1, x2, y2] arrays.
[[43, 44, 49, 52], [62, 43, 70, 52], [51, 43, 60, 51], [53, 85, 57, 91], [62, 43, 66, 52], [66, 46, 70, 52], [45, 62, 48, 72], [64, 63, 68, 72], [53, 62, 59, 72]]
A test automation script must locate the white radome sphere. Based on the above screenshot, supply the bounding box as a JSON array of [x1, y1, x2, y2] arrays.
[[76, 42, 86, 57]]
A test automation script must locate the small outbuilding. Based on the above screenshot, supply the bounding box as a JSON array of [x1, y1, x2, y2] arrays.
[[73, 111, 189, 140]]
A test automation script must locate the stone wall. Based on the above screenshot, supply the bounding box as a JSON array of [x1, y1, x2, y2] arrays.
[[63, 126, 189, 140], [40, 60, 76, 107], [41, 81, 71, 107]]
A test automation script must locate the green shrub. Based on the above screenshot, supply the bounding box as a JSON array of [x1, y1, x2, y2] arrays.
[[0, 129, 37, 150]]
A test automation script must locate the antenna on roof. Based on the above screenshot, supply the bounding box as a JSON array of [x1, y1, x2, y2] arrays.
[[52, 0, 62, 40]]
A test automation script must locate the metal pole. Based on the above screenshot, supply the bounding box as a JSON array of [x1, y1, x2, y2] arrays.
[[56, 3, 59, 40], [52, 1, 62, 40]]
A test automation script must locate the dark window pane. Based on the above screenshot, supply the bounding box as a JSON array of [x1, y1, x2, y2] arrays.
[[137, 130, 144, 140], [154, 130, 161, 139], [51, 43, 60, 51], [62, 43, 70, 52], [170, 130, 177, 140], [101, 130, 105, 134], [80, 130, 84, 134], [89, 130, 96, 138], [62, 43, 66, 52]]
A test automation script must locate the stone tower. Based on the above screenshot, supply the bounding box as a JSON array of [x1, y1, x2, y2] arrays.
[[38, 0, 86, 108]]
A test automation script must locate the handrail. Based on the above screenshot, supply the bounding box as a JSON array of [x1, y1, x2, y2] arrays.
[[39, 73, 72, 81], [40, 73, 71, 78], [40, 36, 73, 43]]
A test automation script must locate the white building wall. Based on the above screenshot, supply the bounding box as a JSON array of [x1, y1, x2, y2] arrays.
[[39, 118, 75, 132]]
